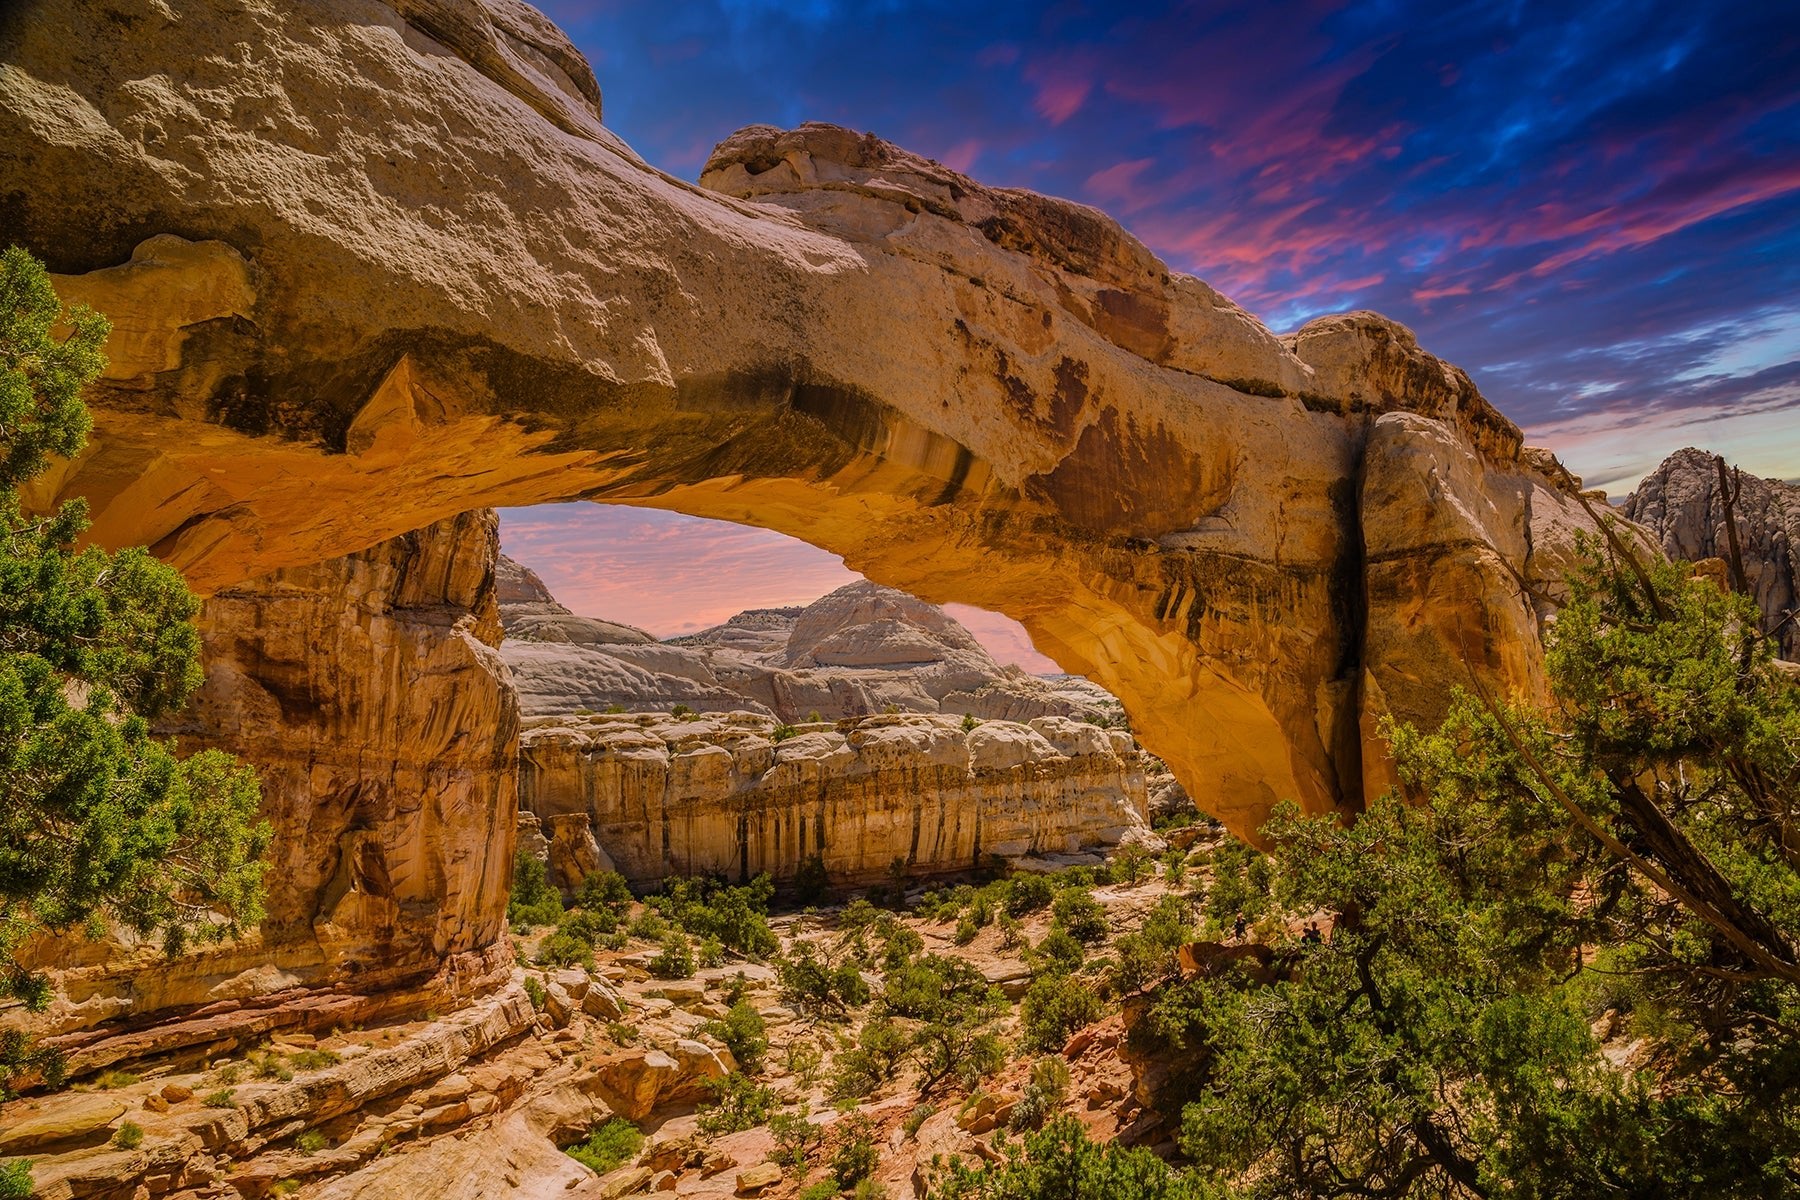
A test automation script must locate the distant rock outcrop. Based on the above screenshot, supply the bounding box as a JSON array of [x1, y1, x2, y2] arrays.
[[518, 710, 1154, 887], [1625, 449, 1799, 661], [498, 568, 1111, 723]]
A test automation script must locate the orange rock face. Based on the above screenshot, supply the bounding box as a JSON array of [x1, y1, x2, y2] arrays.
[[1, 0, 1602, 842]]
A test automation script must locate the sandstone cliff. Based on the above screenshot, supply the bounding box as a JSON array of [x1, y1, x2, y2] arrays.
[[519, 711, 1152, 888], [1625, 448, 1799, 661], [15, 511, 519, 1069], [3, 0, 1603, 838]]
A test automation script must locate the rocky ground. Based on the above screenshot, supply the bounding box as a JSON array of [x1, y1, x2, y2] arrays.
[[0, 828, 1227, 1200]]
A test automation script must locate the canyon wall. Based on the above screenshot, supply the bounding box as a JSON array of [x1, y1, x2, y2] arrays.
[[1, 0, 1606, 841], [19, 512, 518, 1069], [519, 711, 1151, 888], [1625, 448, 1799, 661]]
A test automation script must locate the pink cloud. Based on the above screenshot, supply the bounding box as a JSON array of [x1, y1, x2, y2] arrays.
[[939, 138, 983, 174], [1025, 60, 1092, 125]]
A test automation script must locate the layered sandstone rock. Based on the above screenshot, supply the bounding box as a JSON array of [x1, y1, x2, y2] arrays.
[[1625, 449, 1799, 661], [502, 572, 1109, 722], [15, 511, 519, 1062], [518, 710, 1152, 887], [2, 0, 1603, 836]]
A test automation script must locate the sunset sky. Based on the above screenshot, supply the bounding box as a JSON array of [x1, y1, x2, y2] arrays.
[[501, 0, 1799, 669]]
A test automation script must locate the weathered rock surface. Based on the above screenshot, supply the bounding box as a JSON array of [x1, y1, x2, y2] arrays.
[[15, 511, 519, 1060], [3, 0, 1601, 836], [519, 710, 1152, 886], [1625, 448, 1799, 661], [502, 571, 1107, 723]]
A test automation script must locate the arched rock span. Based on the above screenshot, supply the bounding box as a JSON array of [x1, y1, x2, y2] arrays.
[[1, 0, 1599, 840]]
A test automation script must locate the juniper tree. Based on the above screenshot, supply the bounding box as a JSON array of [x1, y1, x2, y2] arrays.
[[0, 247, 269, 1091]]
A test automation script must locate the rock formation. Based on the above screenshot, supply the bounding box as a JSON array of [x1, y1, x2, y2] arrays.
[[501, 568, 1106, 722], [1625, 448, 1799, 661], [518, 710, 1152, 888], [2, 0, 1601, 840], [17, 511, 519, 1066]]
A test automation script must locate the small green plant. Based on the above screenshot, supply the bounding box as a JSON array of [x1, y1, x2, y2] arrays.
[[1020, 972, 1103, 1053], [960, 712, 980, 732], [772, 723, 799, 742], [1051, 888, 1107, 945], [603, 702, 626, 713], [606, 1021, 638, 1045], [1009, 1056, 1071, 1130], [112, 1121, 144, 1149], [793, 854, 831, 904], [523, 977, 547, 1010], [649, 931, 696, 979], [903, 1101, 935, 1139], [853, 1180, 890, 1200], [288, 1048, 342, 1071], [506, 848, 563, 928], [296, 1129, 328, 1154], [671, 703, 693, 717], [203, 1088, 237, 1109], [270, 1181, 302, 1198], [797, 1181, 840, 1200], [1005, 873, 1054, 916], [565, 1117, 644, 1175], [806, 710, 823, 723], [92, 1069, 140, 1090], [0, 1161, 30, 1200], [251, 1050, 294, 1081], [212, 1064, 242, 1086], [953, 914, 978, 945]]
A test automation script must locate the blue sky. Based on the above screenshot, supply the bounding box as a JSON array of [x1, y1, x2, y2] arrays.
[[502, 0, 1800, 662]]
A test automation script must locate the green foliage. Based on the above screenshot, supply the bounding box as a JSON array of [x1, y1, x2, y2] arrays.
[[112, 1120, 143, 1149], [1004, 874, 1054, 916], [854, 1180, 890, 1200], [771, 1106, 824, 1171], [832, 1113, 880, 1185], [1020, 971, 1102, 1053], [702, 1000, 769, 1074], [779, 942, 870, 1019], [671, 703, 693, 717], [1111, 844, 1154, 885], [535, 928, 594, 970], [1150, 543, 1800, 1199], [574, 869, 633, 918], [0, 1161, 27, 1200], [1111, 895, 1191, 994], [506, 850, 561, 928], [696, 1072, 774, 1136], [0, 248, 269, 1096], [649, 930, 695, 979], [772, 723, 799, 743], [829, 1015, 908, 1101], [1051, 888, 1107, 944], [522, 977, 546, 1011], [647, 874, 777, 958], [793, 854, 831, 904], [798, 1181, 840, 1200], [1009, 1056, 1071, 1131], [565, 1117, 643, 1175], [1031, 927, 1085, 974], [879, 952, 993, 1020], [961, 713, 980, 732], [903, 1102, 936, 1139], [929, 1116, 1212, 1199], [295, 1129, 328, 1154], [202, 1088, 237, 1109]]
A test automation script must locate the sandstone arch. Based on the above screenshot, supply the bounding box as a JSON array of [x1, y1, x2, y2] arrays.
[[1, 0, 1596, 840]]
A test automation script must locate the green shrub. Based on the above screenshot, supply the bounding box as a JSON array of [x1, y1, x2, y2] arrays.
[[853, 1180, 889, 1200], [1010, 1056, 1071, 1130], [649, 931, 696, 980], [931, 1115, 1203, 1197], [1033, 927, 1086, 974], [1021, 972, 1103, 1052], [1051, 888, 1107, 944], [828, 1016, 908, 1101], [778, 944, 869, 1019], [1005, 873, 1055, 916], [772, 723, 799, 742], [0, 1162, 27, 1200], [961, 713, 980, 731], [523, 977, 547, 1010], [771, 1107, 823, 1170], [507, 849, 563, 928], [702, 1001, 769, 1074], [793, 854, 831, 904], [832, 1113, 880, 1185], [649, 875, 778, 958], [671, 703, 693, 717], [566, 1117, 643, 1175], [296, 1129, 328, 1154], [288, 1049, 342, 1071], [696, 1073, 774, 1136], [93, 1069, 140, 1090], [112, 1121, 144, 1149], [953, 914, 979, 945], [797, 1181, 839, 1200], [903, 1102, 936, 1139], [203, 1088, 237, 1109]]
